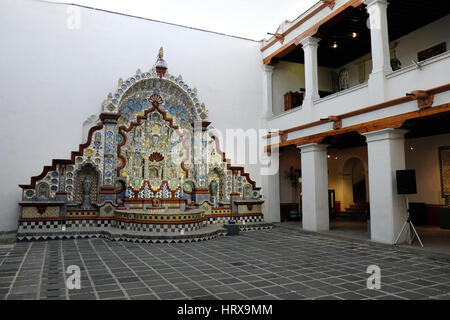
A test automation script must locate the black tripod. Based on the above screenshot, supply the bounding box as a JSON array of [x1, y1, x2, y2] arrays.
[[394, 195, 423, 247]]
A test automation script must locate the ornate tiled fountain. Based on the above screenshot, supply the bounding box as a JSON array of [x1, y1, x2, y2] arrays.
[[17, 48, 272, 243]]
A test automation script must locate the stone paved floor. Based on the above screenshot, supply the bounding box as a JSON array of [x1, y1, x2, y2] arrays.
[[0, 227, 449, 300]]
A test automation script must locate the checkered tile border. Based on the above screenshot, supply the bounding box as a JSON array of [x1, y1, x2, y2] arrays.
[[17, 216, 272, 242], [18, 220, 113, 231], [123, 222, 201, 233], [207, 215, 263, 224], [65, 220, 97, 228], [16, 229, 224, 243], [18, 220, 62, 231]]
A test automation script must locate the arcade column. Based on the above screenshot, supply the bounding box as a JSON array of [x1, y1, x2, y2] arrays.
[[364, 0, 392, 104], [363, 129, 408, 244], [298, 143, 329, 231], [299, 36, 321, 104]]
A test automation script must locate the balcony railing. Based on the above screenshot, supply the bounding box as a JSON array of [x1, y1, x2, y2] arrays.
[[268, 51, 449, 131]]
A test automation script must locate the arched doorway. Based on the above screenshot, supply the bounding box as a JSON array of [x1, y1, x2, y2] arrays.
[[342, 157, 368, 212]]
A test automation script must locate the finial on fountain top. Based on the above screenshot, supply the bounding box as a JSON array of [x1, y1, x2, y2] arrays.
[[155, 46, 168, 78]]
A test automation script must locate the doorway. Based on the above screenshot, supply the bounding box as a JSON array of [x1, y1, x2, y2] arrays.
[[343, 157, 367, 205]]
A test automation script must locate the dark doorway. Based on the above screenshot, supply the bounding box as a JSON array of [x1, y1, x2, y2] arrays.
[[353, 178, 366, 203], [343, 157, 368, 217]]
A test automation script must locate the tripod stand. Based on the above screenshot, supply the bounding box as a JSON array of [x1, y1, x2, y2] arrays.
[[394, 195, 423, 247]]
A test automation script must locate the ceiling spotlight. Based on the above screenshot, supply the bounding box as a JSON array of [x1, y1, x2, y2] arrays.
[[332, 42, 338, 48], [352, 32, 358, 38]]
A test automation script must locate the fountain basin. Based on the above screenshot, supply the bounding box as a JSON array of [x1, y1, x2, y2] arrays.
[[113, 208, 206, 233]]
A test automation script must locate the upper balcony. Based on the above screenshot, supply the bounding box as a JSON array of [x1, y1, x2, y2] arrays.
[[262, 0, 450, 131]]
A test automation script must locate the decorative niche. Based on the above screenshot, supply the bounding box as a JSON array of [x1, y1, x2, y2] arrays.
[[74, 163, 99, 206]]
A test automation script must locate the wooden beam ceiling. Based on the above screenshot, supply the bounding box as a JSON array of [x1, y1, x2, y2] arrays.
[[277, 0, 450, 68]]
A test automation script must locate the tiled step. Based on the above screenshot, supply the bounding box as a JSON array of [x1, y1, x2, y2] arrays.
[[16, 222, 274, 243]]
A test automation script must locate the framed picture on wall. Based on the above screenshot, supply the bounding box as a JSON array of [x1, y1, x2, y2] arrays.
[[418, 42, 446, 62], [439, 146, 450, 198]]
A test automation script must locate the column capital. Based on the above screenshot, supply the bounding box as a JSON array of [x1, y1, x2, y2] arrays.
[[363, 0, 388, 8], [262, 64, 275, 73], [299, 36, 321, 48], [362, 128, 407, 143], [298, 143, 329, 153]]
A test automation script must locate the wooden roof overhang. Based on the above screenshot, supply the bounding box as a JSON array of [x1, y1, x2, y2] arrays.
[[263, 0, 450, 68]]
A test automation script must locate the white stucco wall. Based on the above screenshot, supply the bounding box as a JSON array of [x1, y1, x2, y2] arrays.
[[279, 145, 368, 208], [394, 14, 450, 66], [330, 14, 450, 89], [279, 146, 301, 203], [271, 61, 334, 114], [405, 133, 450, 206], [279, 133, 450, 212], [0, 0, 264, 232], [327, 146, 369, 211], [270, 14, 450, 117]]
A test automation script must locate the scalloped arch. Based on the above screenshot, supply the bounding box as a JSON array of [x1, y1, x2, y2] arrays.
[[102, 70, 208, 123]]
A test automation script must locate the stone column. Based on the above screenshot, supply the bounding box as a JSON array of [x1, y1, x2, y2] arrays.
[[363, 129, 408, 244], [298, 143, 329, 231], [299, 36, 321, 103], [99, 113, 121, 203], [364, 0, 392, 103], [192, 120, 211, 203], [259, 157, 280, 223], [262, 65, 275, 118]]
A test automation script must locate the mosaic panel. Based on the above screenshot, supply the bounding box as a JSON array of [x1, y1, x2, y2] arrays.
[[18, 48, 265, 242]]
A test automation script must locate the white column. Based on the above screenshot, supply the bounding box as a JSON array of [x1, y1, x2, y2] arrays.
[[261, 171, 281, 223], [364, 0, 392, 103], [299, 36, 321, 103], [260, 147, 280, 223], [262, 65, 275, 118], [299, 143, 329, 231], [363, 129, 408, 244]]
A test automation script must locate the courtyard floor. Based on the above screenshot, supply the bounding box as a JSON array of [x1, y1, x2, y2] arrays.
[[0, 226, 449, 300]]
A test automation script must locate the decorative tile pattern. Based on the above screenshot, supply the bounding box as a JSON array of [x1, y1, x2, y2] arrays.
[[18, 49, 265, 244]]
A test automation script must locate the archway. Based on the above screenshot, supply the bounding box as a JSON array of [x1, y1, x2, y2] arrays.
[[342, 157, 368, 213]]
